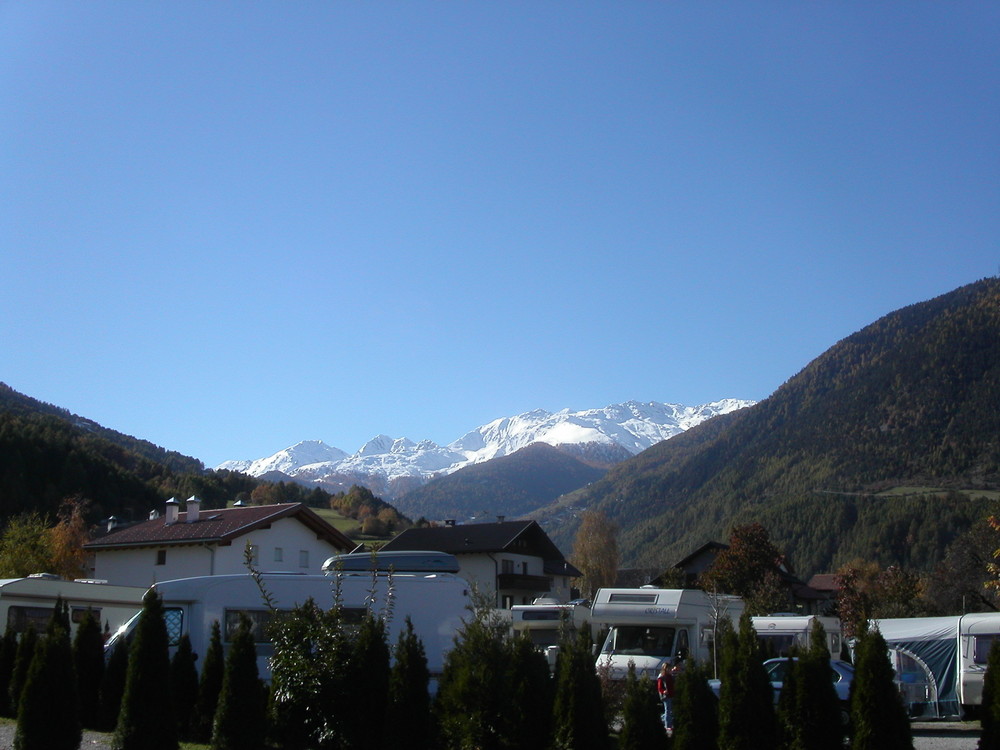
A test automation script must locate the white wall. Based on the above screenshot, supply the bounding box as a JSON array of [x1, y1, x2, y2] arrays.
[[92, 517, 344, 587]]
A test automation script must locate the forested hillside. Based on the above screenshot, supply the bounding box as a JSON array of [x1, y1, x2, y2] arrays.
[[535, 278, 1000, 577], [393, 442, 606, 522], [0, 384, 340, 526]]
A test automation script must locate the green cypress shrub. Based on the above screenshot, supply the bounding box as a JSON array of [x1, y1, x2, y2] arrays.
[[169, 633, 199, 741], [211, 613, 266, 750], [980, 639, 1000, 750], [551, 628, 609, 750], [795, 622, 844, 750], [718, 611, 776, 750], [113, 589, 178, 750], [507, 633, 555, 750], [619, 663, 666, 750], [672, 660, 719, 750], [850, 628, 912, 750], [73, 609, 105, 730], [387, 617, 432, 750], [193, 621, 224, 743], [0, 627, 19, 716], [342, 611, 390, 748], [14, 624, 81, 750], [8, 625, 36, 716], [434, 605, 512, 750], [98, 637, 128, 732]]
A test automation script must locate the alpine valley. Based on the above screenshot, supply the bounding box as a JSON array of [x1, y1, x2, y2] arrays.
[[2, 278, 999, 579]]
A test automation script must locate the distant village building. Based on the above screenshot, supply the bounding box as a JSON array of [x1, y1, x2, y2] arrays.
[[379, 519, 581, 607], [84, 497, 353, 587]]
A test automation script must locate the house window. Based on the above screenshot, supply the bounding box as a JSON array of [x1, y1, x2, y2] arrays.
[[156, 550, 167, 566], [299, 550, 309, 569], [501, 559, 513, 574], [521, 562, 528, 575], [274, 547, 283, 563]]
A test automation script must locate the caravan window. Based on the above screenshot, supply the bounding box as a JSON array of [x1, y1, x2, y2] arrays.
[[224, 609, 276, 644], [974, 635, 1000, 665], [164, 608, 183, 647], [71, 607, 102, 625], [7, 606, 53, 633], [604, 626, 676, 657]]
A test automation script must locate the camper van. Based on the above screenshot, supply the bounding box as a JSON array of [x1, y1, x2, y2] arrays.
[[591, 587, 744, 679], [511, 598, 593, 670], [105, 551, 471, 681], [0, 575, 147, 638], [875, 613, 1000, 719], [752, 615, 842, 660]]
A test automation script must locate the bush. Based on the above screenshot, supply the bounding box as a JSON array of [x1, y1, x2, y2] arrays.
[[718, 611, 776, 750], [14, 624, 80, 750], [169, 634, 199, 741], [552, 629, 609, 750], [211, 614, 266, 750], [850, 627, 911, 750], [387, 617, 432, 750], [98, 637, 128, 732], [192, 621, 224, 743], [981, 639, 1000, 749], [618, 663, 665, 750], [113, 589, 178, 750], [673, 660, 719, 750], [73, 609, 105, 730]]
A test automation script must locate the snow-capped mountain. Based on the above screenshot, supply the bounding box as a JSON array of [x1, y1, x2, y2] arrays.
[[217, 399, 753, 499]]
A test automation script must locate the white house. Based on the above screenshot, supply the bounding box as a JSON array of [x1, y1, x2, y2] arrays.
[[83, 497, 354, 588], [378, 519, 581, 608]]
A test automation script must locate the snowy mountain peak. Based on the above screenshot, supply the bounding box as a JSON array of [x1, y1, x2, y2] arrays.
[[217, 398, 754, 498]]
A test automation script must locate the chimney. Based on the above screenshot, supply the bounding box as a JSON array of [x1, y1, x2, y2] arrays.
[[497, 515, 505, 523], [149, 510, 160, 521], [445, 519, 456, 527], [186, 495, 201, 523], [107, 516, 118, 533], [165, 497, 179, 525]]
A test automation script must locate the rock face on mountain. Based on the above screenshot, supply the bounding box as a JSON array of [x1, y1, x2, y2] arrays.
[[216, 399, 754, 499]]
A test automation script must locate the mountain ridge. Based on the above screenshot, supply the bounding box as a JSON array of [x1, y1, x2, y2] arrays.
[[217, 398, 755, 499]]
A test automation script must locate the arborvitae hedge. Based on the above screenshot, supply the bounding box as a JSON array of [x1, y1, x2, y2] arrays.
[[980, 639, 1000, 750], [672, 660, 719, 750], [551, 629, 609, 750], [8, 625, 36, 716], [113, 589, 177, 750], [387, 618, 432, 750], [14, 625, 80, 750], [193, 621, 224, 743], [718, 612, 776, 750], [98, 637, 128, 732], [73, 609, 105, 730], [507, 634, 555, 750], [0, 628, 18, 716], [618, 664, 665, 750], [211, 614, 266, 750], [169, 633, 199, 741], [850, 628, 912, 750]]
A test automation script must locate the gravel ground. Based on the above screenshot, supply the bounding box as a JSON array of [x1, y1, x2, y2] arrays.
[[912, 721, 981, 750], [0, 719, 981, 749]]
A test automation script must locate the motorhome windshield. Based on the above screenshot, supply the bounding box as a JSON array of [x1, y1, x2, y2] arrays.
[[603, 626, 676, 658]]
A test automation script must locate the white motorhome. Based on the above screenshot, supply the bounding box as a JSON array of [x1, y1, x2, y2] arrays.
[[875, 613, 1000, 719], [105, 551, 471, 681], [511, 598, 593, 670], [591, 587, 744, 679], [0, 574, 147, 638], [752, 615, 842, 660]]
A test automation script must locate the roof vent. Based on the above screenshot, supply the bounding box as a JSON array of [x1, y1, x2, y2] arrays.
[[107, 516, 118, 532], [149, 510, 160, 521]]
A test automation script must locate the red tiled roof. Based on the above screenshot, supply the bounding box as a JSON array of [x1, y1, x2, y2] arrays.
[[83, 503, 352, 551]]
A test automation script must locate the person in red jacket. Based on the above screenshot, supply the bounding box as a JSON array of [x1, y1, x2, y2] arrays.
[[657, 662, 676, 731]]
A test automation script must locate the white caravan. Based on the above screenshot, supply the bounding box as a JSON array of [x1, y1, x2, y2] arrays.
[[0, 574, 147, 638], [752, 615, 842, 660], [511, 598, 593, 670], [105, 551, 471, 681], [875, 613, 1000, 719], [591, 587, 744, 679]]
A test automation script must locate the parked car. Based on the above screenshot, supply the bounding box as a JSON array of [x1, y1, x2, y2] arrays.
[[709, 657, 854, 726]]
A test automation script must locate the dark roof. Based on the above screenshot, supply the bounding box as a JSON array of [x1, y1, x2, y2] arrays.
[[84, 503, 352, 551], [807, 573, 840, 593], [544, 558, 584, 578], [670, 541, 728, 570], [381, 520, 569, 564]]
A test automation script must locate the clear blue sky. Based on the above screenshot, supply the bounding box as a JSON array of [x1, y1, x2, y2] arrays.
[[2, 3, 998, 468]]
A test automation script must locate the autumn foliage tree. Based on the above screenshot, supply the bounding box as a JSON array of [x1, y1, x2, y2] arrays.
[[699, 523, 789, 615], [571, 510, 620, 599]]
